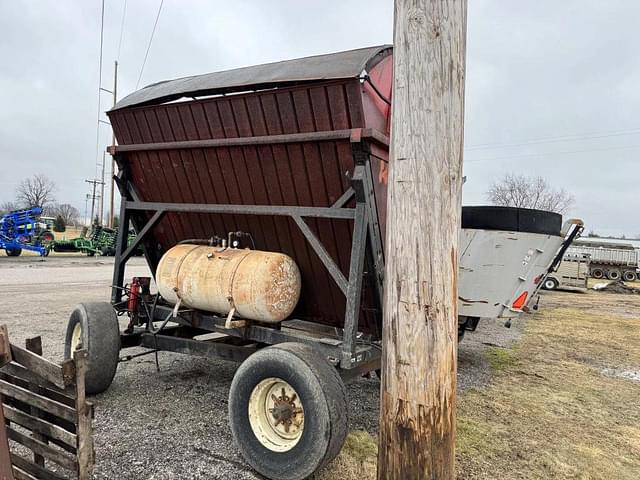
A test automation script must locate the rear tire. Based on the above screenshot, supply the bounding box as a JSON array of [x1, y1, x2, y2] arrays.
[[606, 268, 621, 281], [228, 342, 347, 480], [64, 303, 120, 394], [623, 271, 637, 282], [5, 248, 22, 257], [591, 268, 604, 279], [542, 277, 559, 291]]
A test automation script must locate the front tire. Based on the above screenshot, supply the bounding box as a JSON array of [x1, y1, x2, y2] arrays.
[[228, 342, 347, 480], [64, 303, 120, 394], [5, 248, 22, 257]]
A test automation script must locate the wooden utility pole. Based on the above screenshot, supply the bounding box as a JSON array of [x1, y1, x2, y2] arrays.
[[378, 1, 467, 479], [85, 179, 103, 226]]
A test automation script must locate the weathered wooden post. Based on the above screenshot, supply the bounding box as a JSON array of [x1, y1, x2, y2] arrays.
[[74, 349, 94, 480], [0, 325, 14, 480], [377, 0, 467, 478]]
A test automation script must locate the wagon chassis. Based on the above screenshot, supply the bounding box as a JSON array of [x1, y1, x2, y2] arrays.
[[109, 128, 388, 377]]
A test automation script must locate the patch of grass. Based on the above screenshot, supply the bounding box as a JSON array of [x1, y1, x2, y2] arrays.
[[319, 431, 377, 480], [456, 416, 491, 456], [457, 294, 640, 479], [343, 430, 378, 464], [485, 346, 516, 371]]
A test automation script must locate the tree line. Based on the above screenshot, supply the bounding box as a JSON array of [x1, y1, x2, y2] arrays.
[[486, 173, 574, 214], [0, 174, 80, 229]]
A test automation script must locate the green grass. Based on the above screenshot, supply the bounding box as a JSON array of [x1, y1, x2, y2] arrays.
[[486, 346, 517, 371]]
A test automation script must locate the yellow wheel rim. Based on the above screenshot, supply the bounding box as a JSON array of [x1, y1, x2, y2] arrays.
[[248, 377, 304, 452], [70, 323, 83, 353]]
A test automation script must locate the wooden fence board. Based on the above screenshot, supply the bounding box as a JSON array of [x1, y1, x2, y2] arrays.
[[6, 426, 76, 471], [0, 367, 76, 408], [0, 397, 15, 480], [10, 454, 66, 480], [0, 380, 76, 423], [11, 467, 37, 480], [3, 405, 77, 449], [9, 346, 74, 390], [0, 326, 94, 479]]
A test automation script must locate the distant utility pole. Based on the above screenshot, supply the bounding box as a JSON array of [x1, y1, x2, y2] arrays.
[[377, 1, 467, 479], [98, 60, 118, 227], [108, 60, 118, 228], [85, 179, 104, 226]]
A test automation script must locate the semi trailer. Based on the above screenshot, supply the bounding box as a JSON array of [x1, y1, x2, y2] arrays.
[[62, 45, 580, 480], [541, 252, 589, 291], [567, 240, 639, 281]]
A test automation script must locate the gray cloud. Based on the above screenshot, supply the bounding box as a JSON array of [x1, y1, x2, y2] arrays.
[[0, 0, 637, 236]]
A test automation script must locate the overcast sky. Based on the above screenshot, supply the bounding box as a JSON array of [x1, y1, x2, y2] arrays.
[[0, 1, 638, 237]]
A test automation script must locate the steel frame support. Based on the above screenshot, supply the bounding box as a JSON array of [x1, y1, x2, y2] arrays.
[[111, 140, 385, 370], [139, 333, 256, 363], [139, 305, 380, 369]]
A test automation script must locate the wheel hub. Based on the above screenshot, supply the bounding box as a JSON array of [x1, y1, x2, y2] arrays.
[[248, 378, 304, 452], [269, 389, 303, 434]]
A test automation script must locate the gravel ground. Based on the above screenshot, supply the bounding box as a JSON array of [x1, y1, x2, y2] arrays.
[[0, 255, 523, 479]]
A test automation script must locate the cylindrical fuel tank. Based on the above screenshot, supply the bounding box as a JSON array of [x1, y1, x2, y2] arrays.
[[156, 245, 301, 323]]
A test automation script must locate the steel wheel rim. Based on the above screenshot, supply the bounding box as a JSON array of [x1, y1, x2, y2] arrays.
[[70, 323, 83, 353], [248, 377, 304, 452], [544, 279, 555, 289]]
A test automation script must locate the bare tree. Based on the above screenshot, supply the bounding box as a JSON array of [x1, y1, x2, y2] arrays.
[[0, 201, 18, 215], [48, 203, 81, 226], [16, 174, 56, 209], [486, 173, 574, 214]]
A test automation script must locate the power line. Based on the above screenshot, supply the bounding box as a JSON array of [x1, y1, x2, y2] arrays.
[[93, 0, 106, 180], [465, 143, 640, 163], [117, 0, 128, 61], [465, 127, 640, 151], [136, 0, 164, 90]]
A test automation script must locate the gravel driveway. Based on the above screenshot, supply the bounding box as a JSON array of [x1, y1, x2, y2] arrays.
[[0, 255, 522, 479]]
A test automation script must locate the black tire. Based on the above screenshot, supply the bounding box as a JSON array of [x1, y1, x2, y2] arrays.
[[64, 303, 120, 394], [228, 342, 348, 480], [39, 232, 55, 243], [623, 271, 637, 282], [542, 277, 559, 291], [5, 248, 22, 257], [591, 268, 604, 279], [606, 269, 621, 281], [458, 326, 466, 342]]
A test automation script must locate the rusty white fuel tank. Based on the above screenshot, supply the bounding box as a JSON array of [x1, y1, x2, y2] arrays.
[[156, 245, 301, 323]]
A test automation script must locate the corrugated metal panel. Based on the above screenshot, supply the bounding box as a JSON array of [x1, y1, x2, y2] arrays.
[[113, 45, 392, 110], [109, 78, 386, 333]]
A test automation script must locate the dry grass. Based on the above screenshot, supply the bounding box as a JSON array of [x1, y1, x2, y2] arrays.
[[457, 293, 640, 479], [319, 431, 378, 479], [324, 289, 640, 479]]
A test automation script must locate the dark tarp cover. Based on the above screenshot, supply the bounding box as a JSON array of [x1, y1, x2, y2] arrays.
[[113, 45, 392, 111]]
